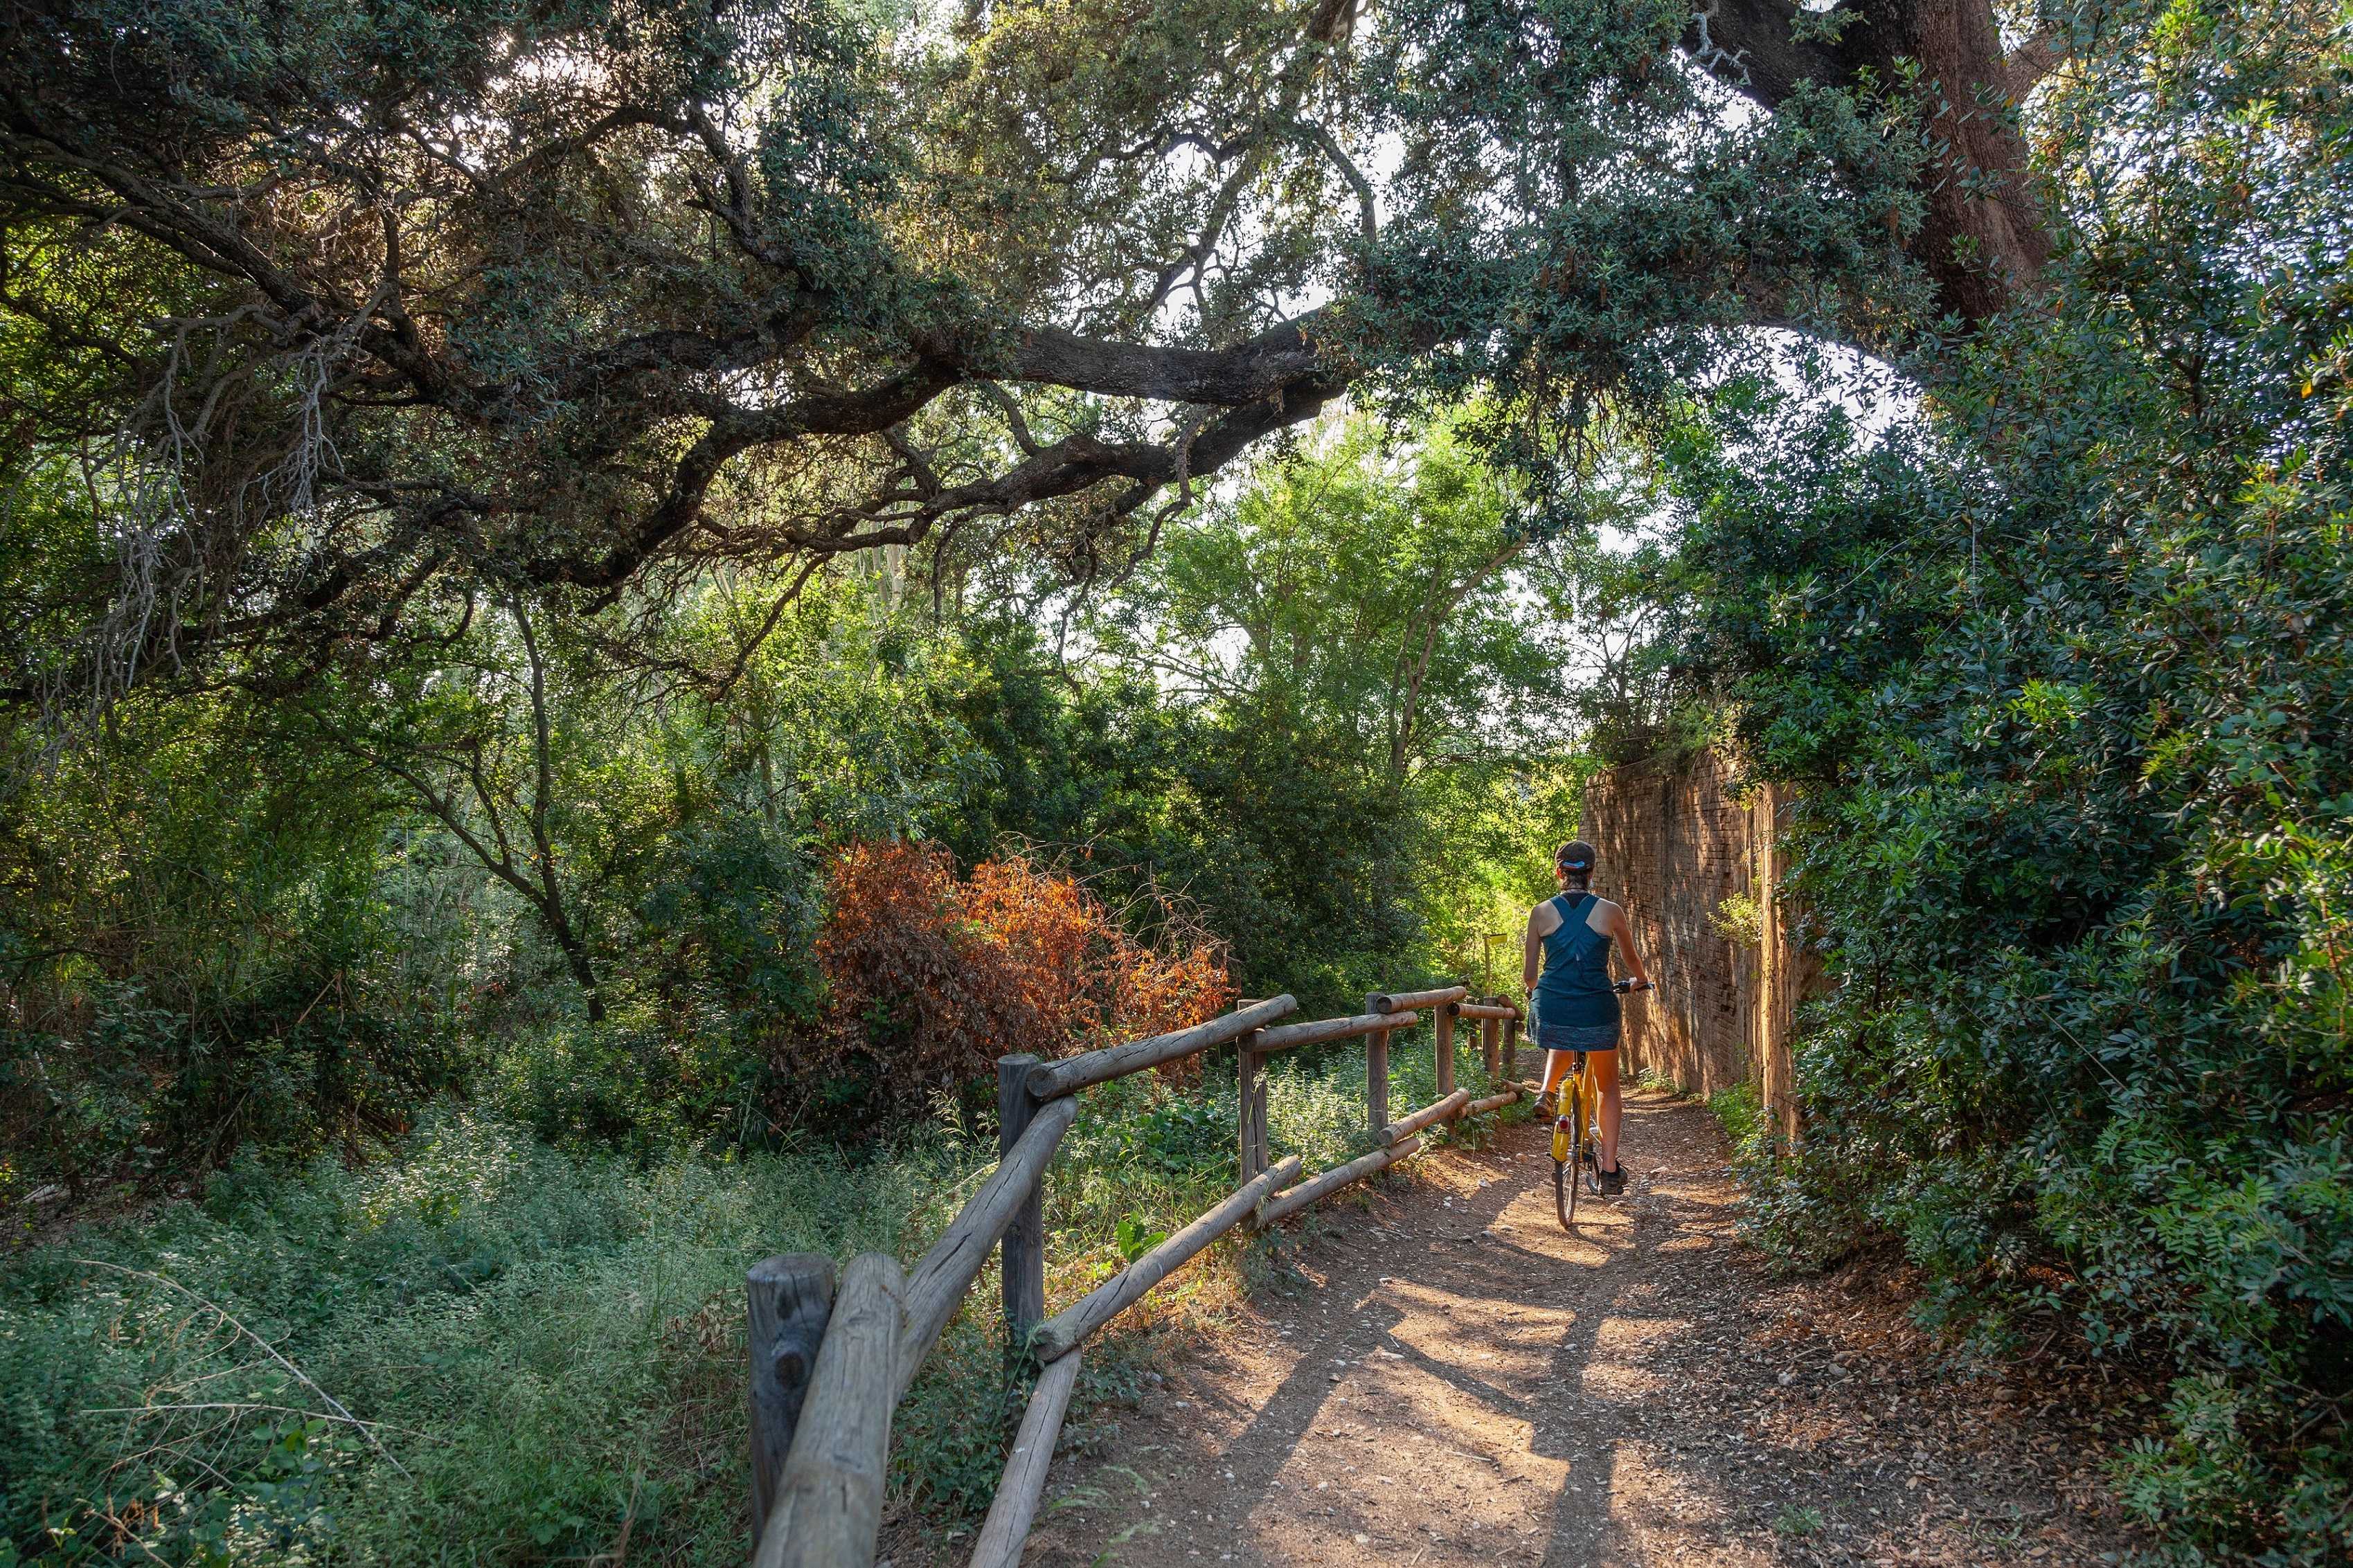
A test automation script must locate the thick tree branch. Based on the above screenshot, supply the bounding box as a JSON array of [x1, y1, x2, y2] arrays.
[[0, 0, 2061, 708], [1682, 0, 2052, 319]]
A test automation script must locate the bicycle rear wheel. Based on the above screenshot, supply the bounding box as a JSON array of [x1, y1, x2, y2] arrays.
[[1563, 1088, 1584, 1227], [1550, 1101, 1573, 1229]]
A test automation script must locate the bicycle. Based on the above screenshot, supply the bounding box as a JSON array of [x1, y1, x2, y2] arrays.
[[1549, 977, 1652, 1230]]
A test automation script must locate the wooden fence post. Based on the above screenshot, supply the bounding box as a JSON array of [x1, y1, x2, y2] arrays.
[[1503, 1013, 1519, 1082], [1363, 993, 1388, 1140], [1236, 1034, 1266, 1180], [747, 1253, 836, 1542], [1480, 1000, 1501, 1076], [1435, 1002, 1456, 1098], [753, 1252, 908, 1568], [997, 1054, 1046, 1353], [1253, 1072, 1270, 1180]]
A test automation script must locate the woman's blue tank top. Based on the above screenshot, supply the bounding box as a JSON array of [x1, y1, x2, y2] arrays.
[[1533, 892, 1620, 1030]]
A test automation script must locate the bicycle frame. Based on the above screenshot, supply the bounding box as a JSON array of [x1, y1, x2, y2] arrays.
[[1540, 980, 1646, 1229], [1550, 1049, 1603, 1228]]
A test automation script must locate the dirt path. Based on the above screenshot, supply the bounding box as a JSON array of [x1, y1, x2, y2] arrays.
[[1010, 1092, 2137, 1568]]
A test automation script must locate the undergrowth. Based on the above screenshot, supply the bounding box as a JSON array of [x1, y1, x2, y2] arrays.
[[1706, 1082, 1769, 1164], [0, 1031, 1504, 1565]]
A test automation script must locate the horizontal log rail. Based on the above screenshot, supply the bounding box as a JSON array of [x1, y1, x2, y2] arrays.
[[1253, 1008, 1418, 1053], [1032, 1155, 1303, 1362], [1368, 984, 1469, 1015], [966, 1351, 1084, 1568], [1253, 1137, 1422, 1229], [1379, 1088, 1472, 1146], [895, 1095, 1078, 1402], [748, 985, 1527, 1567], [1026, 994, 1298, 1100]]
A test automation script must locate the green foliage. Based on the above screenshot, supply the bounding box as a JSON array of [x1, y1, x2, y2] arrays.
[[479, 1018, 768, 1161], [0, 692, 465, 1189], [1113, 1214, 1169, 1263], [3, 457, 1574, 1181], [1361, 0, 1929, 463], [1773, 1504, 1825, 1538], [1707, 1082, 1769, 1164], [1091, 416, 1555, 768], [1710, 893, 1763, 950], [12, 0, 2287, 1558], [0, 1028, 1507, 1563], [1088, 1092, 1237, 1180], [0, 0, 1940, 703], [1082, 415, 1589, 1010], [0, 1112, 921, 1566], [1617, 3, 2353, 1557]]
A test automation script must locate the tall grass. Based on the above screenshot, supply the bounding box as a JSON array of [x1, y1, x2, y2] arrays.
[[0, 1033, 1517, 1565]]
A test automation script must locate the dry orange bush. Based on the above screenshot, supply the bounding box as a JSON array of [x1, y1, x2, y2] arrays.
[[793, 841, 1228, 1116]]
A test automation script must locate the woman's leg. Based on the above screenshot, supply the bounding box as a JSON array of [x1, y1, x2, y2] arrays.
[[1591, 1048, 1623, 1172], [1539, 1048, 1575, 1110]]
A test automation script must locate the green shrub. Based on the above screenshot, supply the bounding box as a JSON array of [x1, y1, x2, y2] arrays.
[[1773, 1504, 1824, 1538], [0, 1112, 938, 1566], [480, 1016, 764, 1159], [1631, 5, 2353, 1553], [1706, 1081, 1768, 1163]]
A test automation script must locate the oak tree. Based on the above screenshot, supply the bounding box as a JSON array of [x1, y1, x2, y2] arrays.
[[0, 0, 2061, 696]]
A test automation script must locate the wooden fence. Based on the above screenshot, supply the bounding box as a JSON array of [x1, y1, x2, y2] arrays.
[[742, 986, 1529, 1568]]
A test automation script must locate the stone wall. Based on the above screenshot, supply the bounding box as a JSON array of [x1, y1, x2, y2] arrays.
[[1580, 749, 1813, 1135]]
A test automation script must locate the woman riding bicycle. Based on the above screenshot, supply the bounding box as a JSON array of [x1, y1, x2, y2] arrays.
[[1523, 840, 1652, 1194]]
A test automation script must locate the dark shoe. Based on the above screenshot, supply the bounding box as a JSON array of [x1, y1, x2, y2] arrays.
[[1599, 1161, 1627, 1196]]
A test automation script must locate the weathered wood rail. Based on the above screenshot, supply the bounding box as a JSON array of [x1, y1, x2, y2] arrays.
[[743, 986, 1526, 1568]]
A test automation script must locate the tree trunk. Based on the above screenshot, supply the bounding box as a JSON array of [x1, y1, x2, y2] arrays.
[[1855, 0, 2052, 319], [1692, 0, 2056, 326], [552, 921, 607, 1023], [510, 600, 604, 1024]]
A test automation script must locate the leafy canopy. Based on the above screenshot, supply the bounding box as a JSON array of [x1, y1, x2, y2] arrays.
[[0, 0, 1991, 701]]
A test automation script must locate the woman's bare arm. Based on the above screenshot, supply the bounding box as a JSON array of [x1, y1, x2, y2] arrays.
[[1609, 902, 1653, 987], [1523, 905, 1546, 991]]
